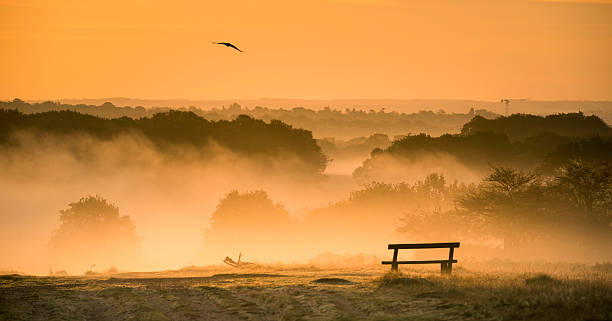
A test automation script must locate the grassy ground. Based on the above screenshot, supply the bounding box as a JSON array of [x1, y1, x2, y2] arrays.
[[0, 263, 610, 321]]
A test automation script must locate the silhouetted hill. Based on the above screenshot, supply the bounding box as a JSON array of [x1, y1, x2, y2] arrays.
[[462, 113, 611, 141], [0, 109, 327, 173]]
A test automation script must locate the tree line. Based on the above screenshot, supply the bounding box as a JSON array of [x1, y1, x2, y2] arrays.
[[1, 99, 498, 138], [354, 112, 611, 183], [461, 112, 611, 140], [0, 108, 327, 174]]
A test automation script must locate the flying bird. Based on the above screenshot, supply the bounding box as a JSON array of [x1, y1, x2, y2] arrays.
[[212, 42, 243, 52]]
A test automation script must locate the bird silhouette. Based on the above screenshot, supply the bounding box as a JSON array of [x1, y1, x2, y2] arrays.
[[212, 42, 243, 52]]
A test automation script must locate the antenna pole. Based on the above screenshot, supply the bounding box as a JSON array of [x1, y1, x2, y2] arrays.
[[501, 99, 510, 116]]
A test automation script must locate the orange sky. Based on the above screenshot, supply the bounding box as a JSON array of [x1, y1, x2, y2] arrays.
[[1, 0, 611, 101]]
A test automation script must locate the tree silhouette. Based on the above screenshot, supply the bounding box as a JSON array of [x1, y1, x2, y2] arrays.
[[457, 166, 542, 256], [554, 161, 612, 223], [204, 191, 294, 262], [49, 195, 139, 272]]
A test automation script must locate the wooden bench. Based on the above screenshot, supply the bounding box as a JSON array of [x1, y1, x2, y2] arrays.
[[381, 242, 460, 274]]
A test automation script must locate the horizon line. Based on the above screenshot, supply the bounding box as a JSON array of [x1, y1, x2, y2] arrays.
[[6, 97, 612, 104]]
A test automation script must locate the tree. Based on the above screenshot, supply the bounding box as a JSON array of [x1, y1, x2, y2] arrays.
[[204, 191, 295, 262], [547, 160, 612, 259], [554, 160, 612, 224], [484, 167, 539, 201], [49, 195, 139, 272], [457, 166, 542, 256]]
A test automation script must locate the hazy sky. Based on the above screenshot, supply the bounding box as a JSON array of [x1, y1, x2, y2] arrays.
[[1, 0, 611, 101]]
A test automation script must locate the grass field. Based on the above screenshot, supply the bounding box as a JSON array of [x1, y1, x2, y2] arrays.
[[1, 262, 610, 321]]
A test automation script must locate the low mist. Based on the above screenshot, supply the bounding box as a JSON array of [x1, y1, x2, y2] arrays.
[[2, 126, 610, 275], [352, 151, 483, 185], [0, 130, 358, 274]]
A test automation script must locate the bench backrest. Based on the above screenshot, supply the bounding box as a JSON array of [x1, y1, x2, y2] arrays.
[[388, 242, 460, 250]]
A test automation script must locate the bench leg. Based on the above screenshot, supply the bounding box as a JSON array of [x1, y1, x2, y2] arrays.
[[441, 262, 453, 274], [444, 247, 455, 275], [391, 248, 399, 272], [440, 262, 454, 274]]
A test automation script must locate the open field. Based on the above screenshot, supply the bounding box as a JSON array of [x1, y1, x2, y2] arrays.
[[1, 262, 610, 321]]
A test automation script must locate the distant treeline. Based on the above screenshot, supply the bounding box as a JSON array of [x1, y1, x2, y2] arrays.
[[1, 99, 499, 138], [462, 113, 611, 140], [354, 112, 612, 182], [0, 109, 327, 173]]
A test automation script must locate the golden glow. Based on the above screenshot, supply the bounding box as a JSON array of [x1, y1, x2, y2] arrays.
[[1, 0, 611, 100]]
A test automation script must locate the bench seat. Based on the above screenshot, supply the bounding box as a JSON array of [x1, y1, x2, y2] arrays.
[[382, 259, 457, 265]]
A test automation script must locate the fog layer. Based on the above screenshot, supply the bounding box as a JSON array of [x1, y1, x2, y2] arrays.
[[0, 131, 357, 274]]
